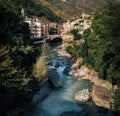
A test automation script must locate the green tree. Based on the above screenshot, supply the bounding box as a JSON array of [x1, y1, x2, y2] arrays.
[[84, 1, 120, 112], [67, 1, 120, 112], [33, 56, 48, 82], [0, 0, 31, 46], [70, 29, 82, 40], [41, 43, 51, 58], [0, 1, 37, 114]]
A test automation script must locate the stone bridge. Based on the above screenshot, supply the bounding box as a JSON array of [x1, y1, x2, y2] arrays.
[[48, 35, 61, 40]]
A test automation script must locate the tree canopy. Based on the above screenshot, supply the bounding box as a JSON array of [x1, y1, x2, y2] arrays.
[[66, 1, 120, 112]]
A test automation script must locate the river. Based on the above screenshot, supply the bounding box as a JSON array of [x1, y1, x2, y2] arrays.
[[21, 45, 113, 116]]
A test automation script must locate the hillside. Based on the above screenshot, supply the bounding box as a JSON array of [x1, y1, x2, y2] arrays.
[[38, 0, 120, 20], [4, 0, 120, 22], [7, 0, 63, 23], [0, 0, 120, 23]]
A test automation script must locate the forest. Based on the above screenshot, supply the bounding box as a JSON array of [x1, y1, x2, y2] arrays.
[[0, 0, 51, 115], [66, 1, 120, 113], [0, 0, 120, 115]]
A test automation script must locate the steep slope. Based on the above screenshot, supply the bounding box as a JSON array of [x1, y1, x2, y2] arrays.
[[39, 0, 78, 20], [9, 0, 120, 22], [9, 0, 63, 23], [38, 0, 120, 20]]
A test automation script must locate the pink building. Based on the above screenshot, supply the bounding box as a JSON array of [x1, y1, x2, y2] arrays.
[[48, 23, 60, 35]]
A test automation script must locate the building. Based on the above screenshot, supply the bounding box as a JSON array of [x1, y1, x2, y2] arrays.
[[32, 19, 42, 38], [41, 23, 48, 37], [59, 26, 65, 36], [48, 23, 60, 35], [63, 20, 71, 33], [24, 17, 62, 40], [62, 12, 91, 34]]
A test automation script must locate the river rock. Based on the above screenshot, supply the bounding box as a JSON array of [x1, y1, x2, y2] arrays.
[[47, 69, 62, 88], [71, 57, 83, 70], [92, 85, 111, 108], [74, 89, 91, 102], [30, 83, 52, 105]]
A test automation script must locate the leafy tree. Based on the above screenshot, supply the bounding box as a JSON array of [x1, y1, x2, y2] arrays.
[[70, 29, 82, 40], [0, 1, 37, 114], [67, 1, 120, 112], [0, 0, 31, 46], [33, 43, 50, 83], [41, 43, 51, 58], [84, 1, 120, 112], [0, 45, 35, 113], [33, 56, 48, 82]]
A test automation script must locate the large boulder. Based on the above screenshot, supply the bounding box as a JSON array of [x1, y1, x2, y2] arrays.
[[74, 89, 91, 102], [47, 69, 62, 88], [92, 85, 111, 108], [30, 83, 52, 105]]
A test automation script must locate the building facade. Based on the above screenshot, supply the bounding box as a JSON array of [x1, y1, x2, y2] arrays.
[[62, 12, 91, 34], [32, 19, 42, 38]]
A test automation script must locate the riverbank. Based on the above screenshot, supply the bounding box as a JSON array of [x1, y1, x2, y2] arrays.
[[54, 45, 114, 115], [17, 45, 114, 116], [55, 44, 113, 109], [69, 57, 113, 109]]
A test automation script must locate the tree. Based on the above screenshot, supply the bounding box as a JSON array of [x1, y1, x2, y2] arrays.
[[41, 43, 51, 58], [0, 1, 36, 113], [33, 56, 48, 82], [67, 1, 120, 112], [0, 0, 30, 46], [85, 1, 120, 112], [70, 29, 82, 40]]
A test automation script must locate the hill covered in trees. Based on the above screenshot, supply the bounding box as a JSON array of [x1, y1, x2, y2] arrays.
[[0, 0, 49, 115], [39, 0, 120, 20], [3, 0, 63, 23], [66, 1, 120, 114], [2, 0, 119, 22], [10, 0, 119, 21]]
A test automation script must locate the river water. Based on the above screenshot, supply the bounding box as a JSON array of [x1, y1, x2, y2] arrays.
[[20, 45, 115, 116], [22, 45, 94, 116]]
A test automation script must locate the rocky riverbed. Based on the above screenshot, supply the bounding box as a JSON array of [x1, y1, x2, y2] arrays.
[[69, 57, 113, 109], [19, 45, 114, 116]]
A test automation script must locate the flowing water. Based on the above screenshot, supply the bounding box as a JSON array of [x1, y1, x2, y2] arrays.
[[22, 53, 93, 116], [20, 45, 114, 116]]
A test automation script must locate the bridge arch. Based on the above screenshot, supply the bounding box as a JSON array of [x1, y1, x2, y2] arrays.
[[49, 37, 62, 46]]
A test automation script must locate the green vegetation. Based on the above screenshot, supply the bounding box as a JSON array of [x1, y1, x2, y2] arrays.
[[40, 0, 115, 20], [41, 43, 51, 58], [66, 1, 120, 112], [33, 56, 48, 82], [0, 0, 30, 45], [33, 43, 51, 82], [1, 0, 63, 23], [0, 0, 49, 114], [70, 29, 82, 40], [66, 45, 82, 59]]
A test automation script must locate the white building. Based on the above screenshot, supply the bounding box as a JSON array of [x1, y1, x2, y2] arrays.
[[63, 12, 91, 34], [32, 19, 42, 38], [63, 20, 71, 32]]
